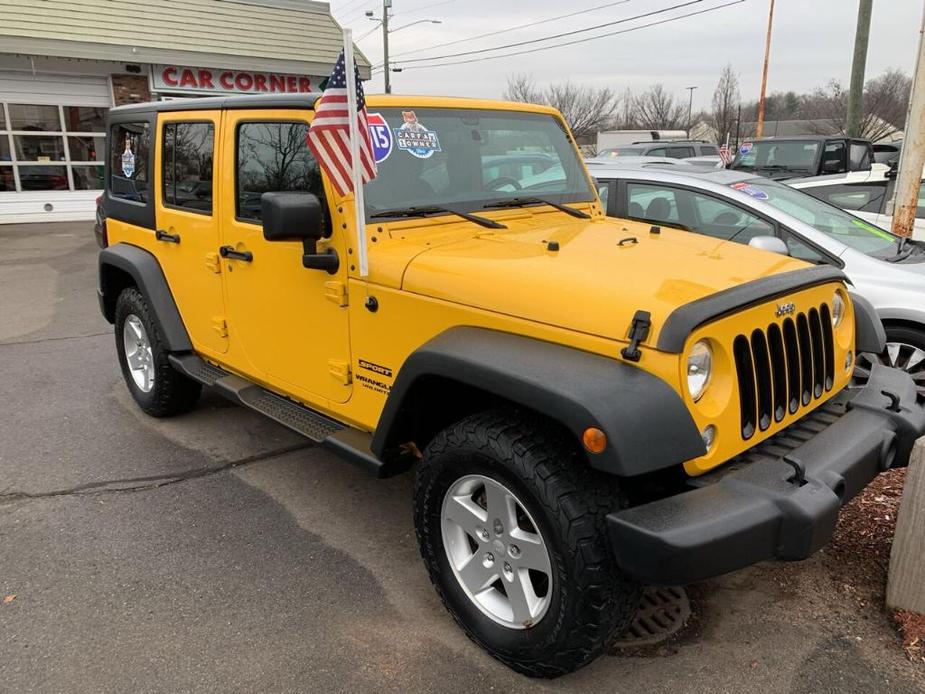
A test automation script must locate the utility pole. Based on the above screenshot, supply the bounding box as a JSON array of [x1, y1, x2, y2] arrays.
[[382, 0, 392, 94], [890, 3, 925, 238], [755, 0, 775, 138], [846, 0, 873, 137], [686, 86, 697, 136]]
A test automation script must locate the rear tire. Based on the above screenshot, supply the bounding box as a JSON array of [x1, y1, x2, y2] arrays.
[[413, 410, 640, 678], [114, 287, 201, 417]]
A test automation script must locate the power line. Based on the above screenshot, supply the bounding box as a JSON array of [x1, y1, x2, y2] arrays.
[[332, 0, 369, 19], [400, 0, 457, 17], [390, 0, 633, 60], [390, 0, 704, 66], [393, 0, 745, 70]]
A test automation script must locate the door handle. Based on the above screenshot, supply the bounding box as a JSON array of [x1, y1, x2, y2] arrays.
[[155, 229, 181, 244], [219, 245, 253, 262]]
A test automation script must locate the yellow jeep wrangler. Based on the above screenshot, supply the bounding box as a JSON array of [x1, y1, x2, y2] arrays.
[[98, 94, 925, 677]]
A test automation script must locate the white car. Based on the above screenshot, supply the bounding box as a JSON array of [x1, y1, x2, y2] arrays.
[[789, 164, 925, 240]]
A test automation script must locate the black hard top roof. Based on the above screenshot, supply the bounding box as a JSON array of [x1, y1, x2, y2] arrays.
[[743, 134, 871, 143], [109, 93, 323, 114]]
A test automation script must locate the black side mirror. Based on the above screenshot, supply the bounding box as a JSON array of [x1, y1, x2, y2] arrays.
[[261, 192, 323, 241], [261, 192, 339, 273]]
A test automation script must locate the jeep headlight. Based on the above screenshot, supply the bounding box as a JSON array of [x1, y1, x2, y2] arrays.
[[832, 291, 846, 328], [687, 340, 713, 402]]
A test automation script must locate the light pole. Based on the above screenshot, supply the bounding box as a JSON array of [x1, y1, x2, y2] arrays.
[[686, 86, 697, 135], [756, 0, 776, 138], [367, 2, 441, 94]]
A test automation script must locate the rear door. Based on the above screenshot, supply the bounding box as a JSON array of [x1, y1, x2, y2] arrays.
[[153, 111, 228, 355]]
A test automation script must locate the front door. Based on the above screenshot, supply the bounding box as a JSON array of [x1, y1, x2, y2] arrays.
[[218, 110, 352, 405], [154, 111, 228, 355]]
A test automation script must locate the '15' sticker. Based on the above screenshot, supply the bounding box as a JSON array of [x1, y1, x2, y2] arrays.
[[367, 113, 392, 163]]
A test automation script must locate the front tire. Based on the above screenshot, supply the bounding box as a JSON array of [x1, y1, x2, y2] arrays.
[[855, 324, 925, 400], [114, 287, 201, 417], [413, 410, 640, 678]]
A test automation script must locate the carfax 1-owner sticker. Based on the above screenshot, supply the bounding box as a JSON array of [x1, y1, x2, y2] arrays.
[[394, 111, 441, 159]]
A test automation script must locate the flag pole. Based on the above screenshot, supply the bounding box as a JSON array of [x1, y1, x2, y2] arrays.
[[343, 28, 368, 277]]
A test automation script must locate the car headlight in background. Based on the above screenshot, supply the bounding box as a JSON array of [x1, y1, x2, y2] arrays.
[[687, 340, 713, 402], [832, 291, 845, 328]]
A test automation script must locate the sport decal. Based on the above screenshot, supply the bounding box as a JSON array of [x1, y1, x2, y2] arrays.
[[730, 181, 769, 200], [367, 113, 393, 163], [394, 111, 441, 159]]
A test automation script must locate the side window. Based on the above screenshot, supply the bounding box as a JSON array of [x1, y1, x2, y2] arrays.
[[782, 232, 826, 264], [802, 183, 887, 213], [236, 121, 326, 224], [596, 181, 610, 213], [689, 192, 774, 242], [821, 141, 847, 173], [849, 142, 871, 171], [667, 146, 694, 159], [162, 122, 214, 213], [110, 122, 150, 203], [626, 183, 680, 225], [646, 147, 667, 157], [700, 145, 719, 156]]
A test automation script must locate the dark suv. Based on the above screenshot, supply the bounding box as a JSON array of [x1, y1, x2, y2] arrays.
[[730, 135, 873, 180]]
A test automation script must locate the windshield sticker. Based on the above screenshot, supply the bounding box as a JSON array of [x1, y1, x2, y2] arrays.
[[394, 111, 441, 159], [739, 141, 753, 155], [850, 217, 895, 241], [367, 112, 393, 163], [730, 181, 769, 200], [121, 138, 135, 178]]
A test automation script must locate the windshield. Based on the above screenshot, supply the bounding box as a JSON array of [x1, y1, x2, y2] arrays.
[[732, 140, 819, 175], [731, 178, 901, 256], [364, 108, 595, 217]]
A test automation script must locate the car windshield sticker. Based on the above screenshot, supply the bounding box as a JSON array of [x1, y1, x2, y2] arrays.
[[730, 181, 769, 200], [121, 138, 135, 178], [739, 141, 753, 155], [394, 111, 441, 159], [367, 113, 393, 164], [851, 217, 895, 241]]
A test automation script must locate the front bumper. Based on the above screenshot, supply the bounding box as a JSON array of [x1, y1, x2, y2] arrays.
[[608, 365, 925, 585]]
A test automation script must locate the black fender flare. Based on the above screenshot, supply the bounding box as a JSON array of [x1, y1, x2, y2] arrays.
[[850, 292, 886, 354], [98, 243, 192, 352], [371, 327, 705, 477]]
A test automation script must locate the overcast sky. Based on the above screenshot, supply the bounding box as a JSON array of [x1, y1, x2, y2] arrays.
[[328, 0, 923, 110]]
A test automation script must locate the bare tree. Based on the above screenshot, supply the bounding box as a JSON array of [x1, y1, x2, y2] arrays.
[[709, 64, 740, 143], [503, 73, 543, 104], [632, 84, 686, 130], [503, 74, 619, 139]]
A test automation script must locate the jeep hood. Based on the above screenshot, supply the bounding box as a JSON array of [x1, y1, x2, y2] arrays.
[[399, 216, 810, 347]]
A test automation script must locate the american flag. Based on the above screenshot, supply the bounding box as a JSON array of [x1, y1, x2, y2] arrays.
[[306, 49, 376, 197], [719, 143, 734, 166]]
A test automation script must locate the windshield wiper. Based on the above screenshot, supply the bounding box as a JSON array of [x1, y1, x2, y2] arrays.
[[482, 197, 591, 219], [369, 205, 506, 229]]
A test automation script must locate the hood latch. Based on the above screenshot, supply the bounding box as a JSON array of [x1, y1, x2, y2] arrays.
[[621, 310, 651, 362]]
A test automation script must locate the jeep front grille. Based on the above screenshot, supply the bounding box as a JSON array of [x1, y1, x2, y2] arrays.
[[732, 304, 835, 440]]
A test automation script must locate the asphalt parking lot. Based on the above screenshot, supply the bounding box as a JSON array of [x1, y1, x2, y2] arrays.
[[1, 221, 923, 694]]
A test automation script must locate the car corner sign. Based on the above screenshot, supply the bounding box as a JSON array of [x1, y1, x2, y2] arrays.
[[152, 65, 322, 95]]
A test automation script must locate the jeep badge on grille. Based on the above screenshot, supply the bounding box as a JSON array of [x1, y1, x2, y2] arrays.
[[775, 302, 796, 317]]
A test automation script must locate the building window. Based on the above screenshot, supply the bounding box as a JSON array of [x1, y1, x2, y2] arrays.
[[0, 102, 106, 193], [163, 122, 214, 214]]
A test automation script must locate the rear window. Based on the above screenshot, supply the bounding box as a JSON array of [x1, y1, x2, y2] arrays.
[[110, 122, 150, 203]]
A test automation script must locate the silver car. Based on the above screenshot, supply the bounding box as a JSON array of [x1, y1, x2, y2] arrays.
[[587, 160, 925, 395]]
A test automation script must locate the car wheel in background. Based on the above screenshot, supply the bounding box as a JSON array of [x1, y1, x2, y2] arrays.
[[854, 325, 925, 400]]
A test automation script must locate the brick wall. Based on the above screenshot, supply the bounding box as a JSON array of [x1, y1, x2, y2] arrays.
[[111, 74, 151, 105]]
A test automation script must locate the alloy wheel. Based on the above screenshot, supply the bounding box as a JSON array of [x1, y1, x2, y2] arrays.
[[122, 314, 155, 393], [855, 341, 925, 400], [441, 474, 553, 629]]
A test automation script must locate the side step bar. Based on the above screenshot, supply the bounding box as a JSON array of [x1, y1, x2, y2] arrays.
[[169, 353, 410, 478]]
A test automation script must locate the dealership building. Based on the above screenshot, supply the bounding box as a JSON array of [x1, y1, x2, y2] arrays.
[[0, 0, 369, 224]]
